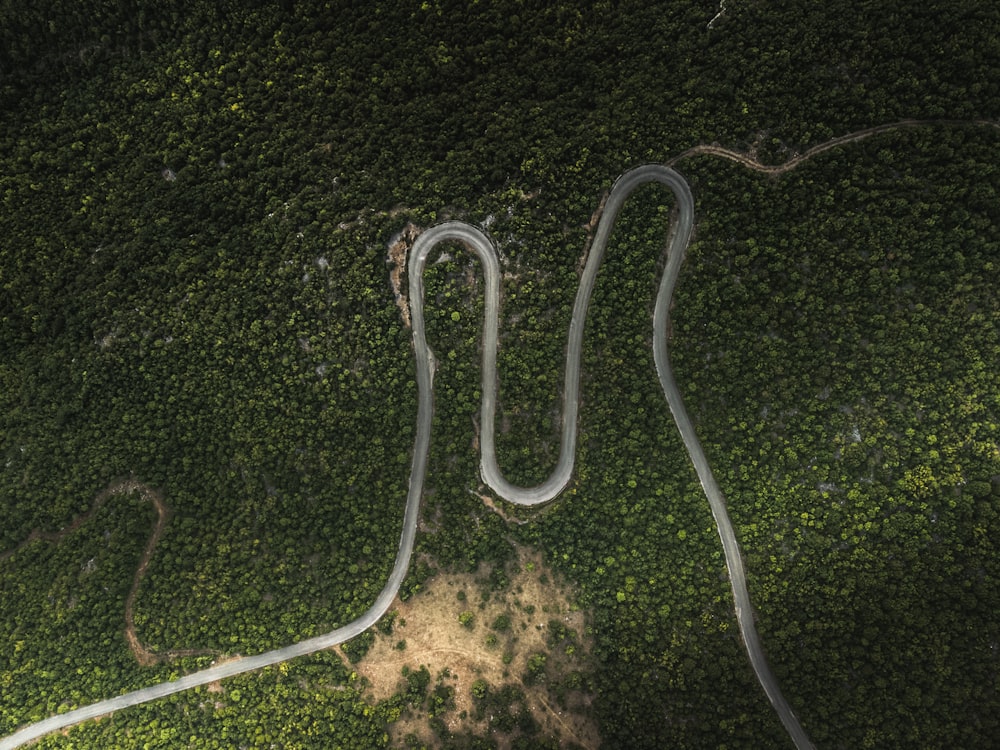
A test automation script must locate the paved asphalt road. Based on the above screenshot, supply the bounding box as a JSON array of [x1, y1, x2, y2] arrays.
[[3, 166, 812, 750]]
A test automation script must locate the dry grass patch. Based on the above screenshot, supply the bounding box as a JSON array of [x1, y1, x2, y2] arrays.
[[355, 546, 598, 749]]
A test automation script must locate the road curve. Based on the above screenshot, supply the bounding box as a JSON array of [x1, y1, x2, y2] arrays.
[[412, 165, 812, 749], [2, 165, 812, 750]]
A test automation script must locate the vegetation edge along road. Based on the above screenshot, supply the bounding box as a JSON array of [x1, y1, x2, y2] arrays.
[[411, 166, 812, 749], [1, 163, 812, 750], [27, 117, 1000, 746]]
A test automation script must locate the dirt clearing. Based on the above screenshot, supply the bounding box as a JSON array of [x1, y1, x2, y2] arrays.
[[354, 546, 599, 749]]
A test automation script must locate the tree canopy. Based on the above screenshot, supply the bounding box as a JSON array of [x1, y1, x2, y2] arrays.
[[2, 1, 998, 747]]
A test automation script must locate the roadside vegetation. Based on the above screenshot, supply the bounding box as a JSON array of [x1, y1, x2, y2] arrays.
[[2, 1, 998, 747]]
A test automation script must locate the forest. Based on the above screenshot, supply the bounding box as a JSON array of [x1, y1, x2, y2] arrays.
[[1, 0, 998, 747]]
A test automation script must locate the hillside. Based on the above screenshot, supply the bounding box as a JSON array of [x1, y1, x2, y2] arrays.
[[2, 1, 999, 747]]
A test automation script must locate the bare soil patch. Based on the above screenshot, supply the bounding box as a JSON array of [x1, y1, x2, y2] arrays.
[[355, 546, 599, 749], [387, 222, 421, 328]]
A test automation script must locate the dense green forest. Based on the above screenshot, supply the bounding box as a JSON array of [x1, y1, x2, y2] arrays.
[[2, 0, 998, 747]]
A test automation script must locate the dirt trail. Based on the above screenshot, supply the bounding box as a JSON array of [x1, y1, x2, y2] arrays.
[[115, 481, 169, 666], [354, 548, 598, 749], [0, 478, 151, 563], [670, 118, 999, 174], [116, 482, 218, 666], [1, 478, 214, 667]]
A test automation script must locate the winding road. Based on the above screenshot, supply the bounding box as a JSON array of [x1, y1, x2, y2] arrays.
[[1, 165, 815, 748]]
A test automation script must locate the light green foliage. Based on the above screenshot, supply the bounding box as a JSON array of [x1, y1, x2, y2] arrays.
[[29, 652, 391, 749]]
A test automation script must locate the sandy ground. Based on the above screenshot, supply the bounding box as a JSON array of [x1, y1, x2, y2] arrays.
[[353, 547, 600, 749]]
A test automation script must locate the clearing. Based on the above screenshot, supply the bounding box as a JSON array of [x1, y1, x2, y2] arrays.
[[353, 546, 599, 749]]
